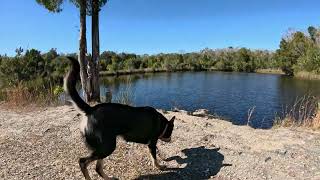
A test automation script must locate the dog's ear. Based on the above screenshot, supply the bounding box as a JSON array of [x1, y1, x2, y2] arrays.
[[170, 116, 175, 123]]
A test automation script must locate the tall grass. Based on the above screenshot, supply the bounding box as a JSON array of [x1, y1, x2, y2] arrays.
[[0, 78, 63, 107], [273, 95, 320, 129], [113, 78, 135, 106], [0, 74, 135, 107]]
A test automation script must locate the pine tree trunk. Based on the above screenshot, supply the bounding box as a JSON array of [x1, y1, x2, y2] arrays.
[[78, 0, 100, 103], [78, 0, 90, 102], [90, 0, 101, 102]]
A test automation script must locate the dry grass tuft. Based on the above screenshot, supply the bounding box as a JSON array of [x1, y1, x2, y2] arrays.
[[310, 110, 320, 129], [247, 106, 256, 126], [273, 95, 320, 130], [295, 71, 320, 80], [0, 83, 59, 108]]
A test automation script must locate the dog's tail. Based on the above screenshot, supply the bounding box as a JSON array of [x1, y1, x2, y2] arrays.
[[64, 56, 92, 114]]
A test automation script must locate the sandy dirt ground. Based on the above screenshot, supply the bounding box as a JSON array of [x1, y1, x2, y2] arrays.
[[0, 105, 320, 180]]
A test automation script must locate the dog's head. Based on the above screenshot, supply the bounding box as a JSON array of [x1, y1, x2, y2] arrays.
[[159, 116, 175, 142]]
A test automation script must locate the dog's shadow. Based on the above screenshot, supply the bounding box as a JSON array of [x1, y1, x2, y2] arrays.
[[136, 146, 231, 180]]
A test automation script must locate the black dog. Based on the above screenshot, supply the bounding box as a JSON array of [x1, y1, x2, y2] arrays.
[[64, 57, 175, 180]]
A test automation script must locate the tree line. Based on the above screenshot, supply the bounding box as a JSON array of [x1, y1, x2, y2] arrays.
[[98, 48, 276, 73], [0, 47, 275, 86]]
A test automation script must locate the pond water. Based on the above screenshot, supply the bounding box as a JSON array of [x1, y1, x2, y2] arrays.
[[98, 71, 320, 128]]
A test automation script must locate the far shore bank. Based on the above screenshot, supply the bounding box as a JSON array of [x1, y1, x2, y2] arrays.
[[255, 68, 284, 75], [100, 68, 257, 77], [100, 68, 285, 77], [99, 67, 211, 76], [100, 68, 320, 81]]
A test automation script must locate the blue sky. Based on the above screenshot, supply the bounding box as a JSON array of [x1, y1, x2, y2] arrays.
[[1, 0, 320, 56]]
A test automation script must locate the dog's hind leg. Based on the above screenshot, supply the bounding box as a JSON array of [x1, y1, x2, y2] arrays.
[[80, 136, 116, 180], [94, 136, 117, 180], [79, 154, 99, 180], [148, 141, 167, 170]]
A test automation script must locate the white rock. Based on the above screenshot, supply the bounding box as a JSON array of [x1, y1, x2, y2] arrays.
[[192, 109, 209, 117]]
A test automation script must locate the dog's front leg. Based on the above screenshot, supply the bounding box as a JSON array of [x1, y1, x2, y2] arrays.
[[148, 143, 166, 170]]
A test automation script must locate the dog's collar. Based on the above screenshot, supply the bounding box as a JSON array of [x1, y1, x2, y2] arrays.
[[159, 123, 168, 139]]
